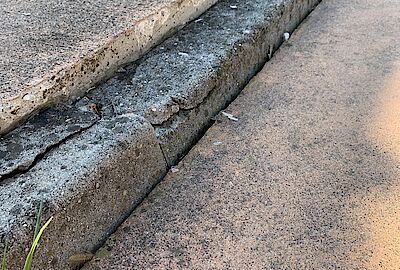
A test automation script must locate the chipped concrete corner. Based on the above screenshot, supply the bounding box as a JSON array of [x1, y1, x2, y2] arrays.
[[0, 115, 168, 269], [0, 0, 217, 136]]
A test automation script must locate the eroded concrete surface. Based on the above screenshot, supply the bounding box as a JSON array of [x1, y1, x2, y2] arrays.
[[0, 0, 216, 135], [0, 100, 99, 180], [1, 0, 319, 268], [85, 0, 400, 268], [0, 115, 168, 269], [88, 0, 318, 164], [0, 0, 318, 186]]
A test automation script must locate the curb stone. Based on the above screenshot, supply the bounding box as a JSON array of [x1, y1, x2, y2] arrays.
[[1, 115, 167, 269]]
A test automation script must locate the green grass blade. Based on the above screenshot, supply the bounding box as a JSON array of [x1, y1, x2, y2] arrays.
[[23, 217, 53, 270], [1, 240, 7, 270], [33, 202, 43, 242]]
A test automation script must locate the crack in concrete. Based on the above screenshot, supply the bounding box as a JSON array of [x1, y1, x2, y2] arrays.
[[0, 121, 97, 183], [159, 142, 172, 168]]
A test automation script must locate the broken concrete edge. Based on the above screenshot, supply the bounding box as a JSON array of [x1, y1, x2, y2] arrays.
[[0, 101, 100, 180], [0, 0, 321, 269], [0, 0, 217, 136], [0, 114, 169, 269], [0, 0, 321, 183]]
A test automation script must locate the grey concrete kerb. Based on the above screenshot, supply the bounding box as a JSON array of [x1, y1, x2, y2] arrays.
[[1, 115, 168, 269], [0, 0, 216, 135]]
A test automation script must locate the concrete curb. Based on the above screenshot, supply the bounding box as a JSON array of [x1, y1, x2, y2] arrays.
[[0, 0, 320, 268], [0, 0, 217, 136], [1, 115, 168, 269]]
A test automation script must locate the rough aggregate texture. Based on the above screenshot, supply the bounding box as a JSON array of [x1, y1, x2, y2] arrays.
[[0, 115, 167, 269], [0, 0, 216, 135], [89, 0, 320, 164], [1, 0, 319, 182], [91, 0, 287, 125], [0, 0, 321, 268], [0, 99, 98, 180], [84, 0, 400, 269]]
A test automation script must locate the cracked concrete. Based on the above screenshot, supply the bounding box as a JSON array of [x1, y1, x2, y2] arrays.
[[1, 115, 168, 269], [1, 0, 320, 182], [84, 0, 400, 268], [0, 0, 216, 135], [0, 0, 320, 268], [87, 0, 320, 164], [0, 101, 99, 180]]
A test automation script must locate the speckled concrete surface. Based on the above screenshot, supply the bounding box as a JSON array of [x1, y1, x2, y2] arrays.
[[84, 0, 400, 269], [0, 0, 216, 135], [0, 115, 168, 269], [87, 0, 320, 165], [0, 1, 319, 269]]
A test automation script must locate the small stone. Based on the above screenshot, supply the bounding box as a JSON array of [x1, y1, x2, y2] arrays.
[[230, 5, 238, 9], [283, 32, 290, 41], [221, 111, 239, 121], [22, 93, 34, 101], [68, 253, 93, 268], [178, 52, 189, 57], [95, 183, 100, 189], [171, 167, 179, 173]]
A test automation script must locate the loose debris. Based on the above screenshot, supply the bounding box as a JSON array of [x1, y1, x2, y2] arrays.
[[68, 253, 94, 268], [283, 32, 290, 41], [88, 103, 100, 116], [221, 111, 239, 121], [171, 167, 179, 173]]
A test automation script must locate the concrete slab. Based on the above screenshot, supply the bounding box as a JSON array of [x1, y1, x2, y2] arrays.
[[84, 0, 400, 268], [1, 0, 321, 184], [0, 0, 216, 135], [0, 0, 320, 185]]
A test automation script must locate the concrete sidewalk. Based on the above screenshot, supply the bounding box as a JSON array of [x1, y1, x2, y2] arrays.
[[0, 0, 215, 135], [85, 0, 400, 269]]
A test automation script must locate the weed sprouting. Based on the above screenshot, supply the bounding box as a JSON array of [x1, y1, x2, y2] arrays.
[[2, 202, 53, 270]]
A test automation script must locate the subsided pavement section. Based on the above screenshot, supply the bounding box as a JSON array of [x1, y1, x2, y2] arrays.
[[84, 0, 400, 269], [0, 0, 321, 269], [0, 0, 217, 135]]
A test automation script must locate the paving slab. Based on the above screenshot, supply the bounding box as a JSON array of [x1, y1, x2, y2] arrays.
[[84, 0, 400, 269], [0, 0, 216, 135]]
